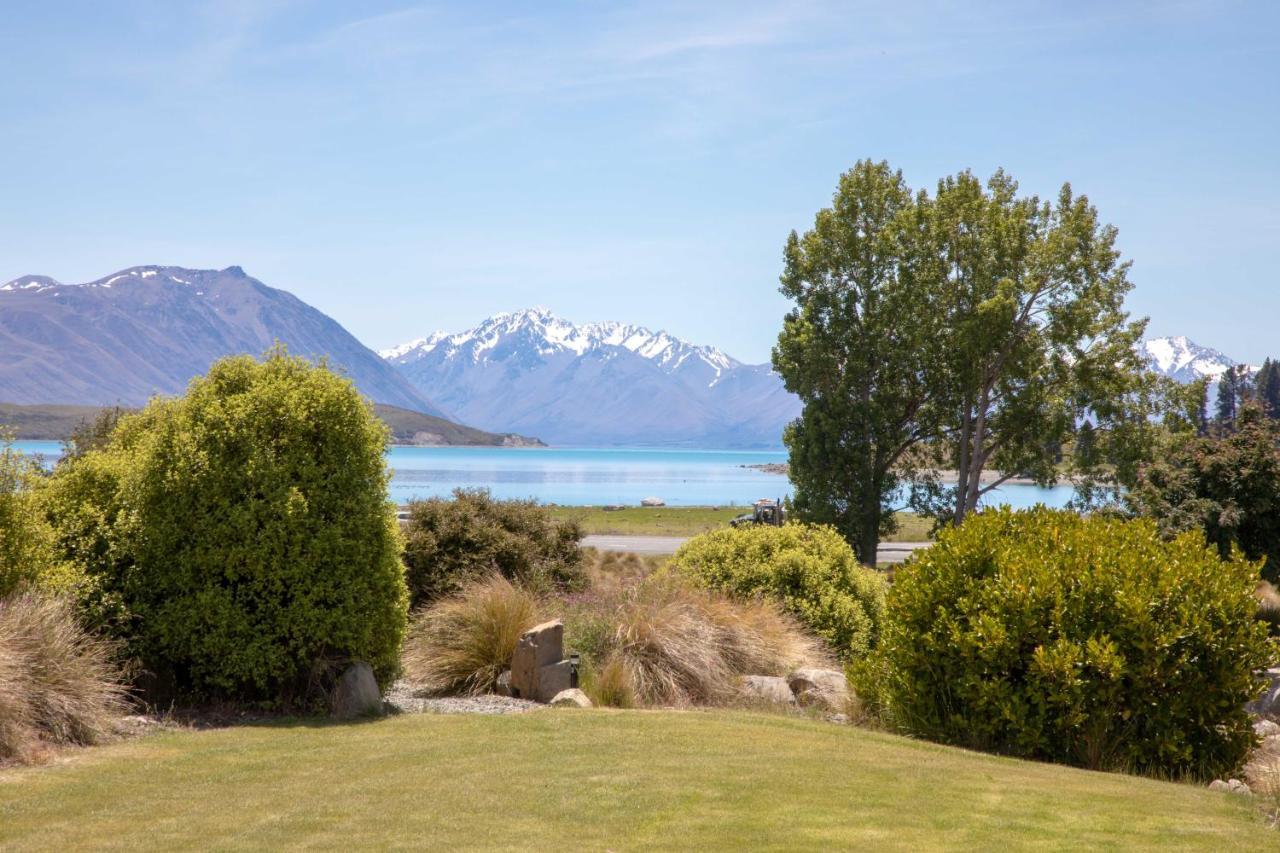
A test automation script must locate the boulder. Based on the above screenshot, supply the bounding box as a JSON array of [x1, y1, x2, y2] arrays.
[[494, 670, 513, 697], [640, 497, 666, 507], [1209, 778, 1252, 796], [1254, 719, 1280, 739], [786, 668, 849, 712], [331, 662, 383, 720], [1246, 667, 1280, 717], [550, 689, 593, 708], [510, 620, 574, 702], [739, 675, 796, 705]]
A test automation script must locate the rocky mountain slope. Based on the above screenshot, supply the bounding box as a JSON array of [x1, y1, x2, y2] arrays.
[[1139, 336, 1241, 383], [0, 266, 442, 414], [382, 308, 799, 447]]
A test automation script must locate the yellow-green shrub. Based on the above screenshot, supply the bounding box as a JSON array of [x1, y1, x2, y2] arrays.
[[668, 523, 885, 660], [42, 350, 409, 703], [0, 440, 77, 597], [870, 507, 1273, 779]]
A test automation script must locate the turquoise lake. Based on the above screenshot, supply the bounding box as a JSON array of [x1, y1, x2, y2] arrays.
[[9, 441, 1075, 509]]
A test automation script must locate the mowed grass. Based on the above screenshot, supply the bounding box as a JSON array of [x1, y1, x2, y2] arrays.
[[1, 710, 1270, 851], [554, 505, 934, 541]]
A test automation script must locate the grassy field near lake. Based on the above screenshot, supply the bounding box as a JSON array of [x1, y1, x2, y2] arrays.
[[552, 505, 934, 540], [1, 710, 1270, 851]]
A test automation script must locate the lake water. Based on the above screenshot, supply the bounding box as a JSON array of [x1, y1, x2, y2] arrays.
[[9, 441, 1075, 509]]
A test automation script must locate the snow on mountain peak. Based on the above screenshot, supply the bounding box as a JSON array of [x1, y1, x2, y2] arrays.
[[382, 308, 742, 377], [1140, 336, 1238, 383]]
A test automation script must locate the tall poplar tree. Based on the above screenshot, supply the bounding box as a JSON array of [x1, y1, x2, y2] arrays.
[[773, 160, 942, 564]]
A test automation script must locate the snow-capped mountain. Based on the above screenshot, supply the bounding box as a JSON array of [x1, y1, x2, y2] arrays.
[[0, 265, 443, 415], [1139, 336, 1247, 383], [382, 308, 799, 447]]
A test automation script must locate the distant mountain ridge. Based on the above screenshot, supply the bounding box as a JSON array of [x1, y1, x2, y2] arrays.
[[0, 265, 443, 415], [1139, 335, 1256, 383], [382, 308, 800, 447]]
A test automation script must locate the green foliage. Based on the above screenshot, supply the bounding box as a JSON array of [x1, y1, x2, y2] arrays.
[[669, 523, 886, 660], [1215, 364, 1253, 431], [1129, 401, 1280, 583], [870, 507, 1272, 779], [401, 488, 585, 608], [1254, 358, 1280, 419], [42, 349, 409, 702], [774, 160, 942, 563], [0, 436, 77, 597]]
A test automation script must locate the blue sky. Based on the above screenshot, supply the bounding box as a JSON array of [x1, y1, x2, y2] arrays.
[[1, 1, 1276, 363]]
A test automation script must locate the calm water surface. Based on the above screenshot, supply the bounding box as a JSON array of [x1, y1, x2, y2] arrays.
[[10, 441, 1074, 509]]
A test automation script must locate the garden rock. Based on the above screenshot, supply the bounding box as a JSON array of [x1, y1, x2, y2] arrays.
[[331, 662, 383, 720], [739, 675, 796, 705], [1254, 719, 1280, 739], [550, 689, 593, 708], [494, 670, 513, 697], [510, 620, 574, 702], [1246, 667, 1280, 717], [1209, 778, 1252, 795], [786, 668, 849, 711]]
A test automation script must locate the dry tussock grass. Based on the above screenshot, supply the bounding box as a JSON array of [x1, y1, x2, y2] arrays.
[[401, 575, 543, 695], [600, 576, 830, 707], [1258, 581, 1280, 635], [0, 593, 128, 764]]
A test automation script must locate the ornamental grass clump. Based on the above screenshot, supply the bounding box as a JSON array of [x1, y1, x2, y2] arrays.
[[0, 593, 128, 763], [576, 575, 830, 708], [668, 523, 885, 661], [401, 575, 543, 695], [868, 507, 1274, 780]]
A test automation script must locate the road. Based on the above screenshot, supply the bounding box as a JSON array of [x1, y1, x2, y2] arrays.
[[580, 535, 931, 564]]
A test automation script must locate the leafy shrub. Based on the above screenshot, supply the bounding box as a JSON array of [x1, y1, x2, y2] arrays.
[[0, 592, 127, 763], [0, 438, 77, 597], [567, 575, 829, 707], [402, 488, 585, 607], [402, 575, 543, 695], [1129, 403, 1280, 583], [42, 349, 409, 703], [870, 507, 1273, 779], [668, 523, 886, 660]]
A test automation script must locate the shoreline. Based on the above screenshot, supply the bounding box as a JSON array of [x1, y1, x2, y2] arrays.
[[744, 463, 1057, 488]]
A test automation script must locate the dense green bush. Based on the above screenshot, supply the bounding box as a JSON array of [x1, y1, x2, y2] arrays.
[[401, 488, 585, 607], [668, 523, 886, 660], [42, 350, 409, 702], [869, 507, 1273, 779], [1129, 403, 1280, 583], [0, 438, 77, 597]]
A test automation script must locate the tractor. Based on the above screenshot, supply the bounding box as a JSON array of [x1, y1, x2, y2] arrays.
[[730, 498, 787, 528]]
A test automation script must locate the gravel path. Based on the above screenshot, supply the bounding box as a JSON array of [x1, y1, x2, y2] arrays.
[[384, 681, 541, 716]]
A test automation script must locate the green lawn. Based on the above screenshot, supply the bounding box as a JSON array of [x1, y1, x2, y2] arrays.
[[554, 506, 934, 541], [0, 710, 1269, 851]]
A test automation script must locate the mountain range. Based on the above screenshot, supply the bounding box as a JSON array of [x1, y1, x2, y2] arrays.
[[1138, 335, 1244, 383], [381, 308, 800, 447], [0, 266, 442, 415]]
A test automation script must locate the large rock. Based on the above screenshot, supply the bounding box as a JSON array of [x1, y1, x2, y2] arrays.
[[739, 675, 796, 705], [331, 662, 383, 720], [510, 620, 570, 703], [786, 668, 849, 712], [1246, 667, 1280, 718], [1209, 778, 1252, 796], [550, 689, 593, 708], [1254, 719, 1280, 739], [640, 496, 665, 507]]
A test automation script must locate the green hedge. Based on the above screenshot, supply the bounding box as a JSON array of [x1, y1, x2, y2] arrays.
[[401, 488, 585, 608], [668, 523, 886, 660], [0, 440, 77, 597], [42, 350, 409, 702], [869, 507, 1273, 779]]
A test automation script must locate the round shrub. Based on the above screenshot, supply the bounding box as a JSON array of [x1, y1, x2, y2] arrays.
[[668, 523, 886, 660], [873, 507, 1273, 779], [402, 488, 585, 607], [43, 350, 409, 702], [0, 440, 77, 597]]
